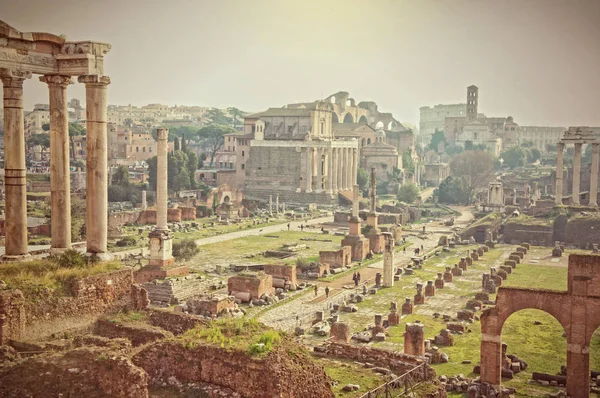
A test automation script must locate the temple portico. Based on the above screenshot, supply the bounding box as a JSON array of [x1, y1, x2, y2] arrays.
[[0, 20, 111, 260], [555, 127, 598, 207]]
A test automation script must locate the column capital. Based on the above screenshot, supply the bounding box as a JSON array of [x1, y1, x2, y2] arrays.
[[156, 128, 169, 141], [40, 75, 73, 86], [78, 74, 110, 86], [0, 68, 32, 85], [593, 143, 599, 152], [557, 142, 565, 150]]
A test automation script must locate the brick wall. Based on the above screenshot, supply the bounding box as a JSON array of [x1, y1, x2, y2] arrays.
[[108, 211, 142, 228], [0, 269, 134, 342], [319, 246, 352, 268], [263, 264, 297, 285], [227, 273, 273, 299], [180, 207, 196, 220]]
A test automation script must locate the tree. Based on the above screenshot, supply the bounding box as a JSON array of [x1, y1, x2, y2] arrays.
[[528, 148, 542, 164], [464, 140, 474, 151], [27, 133, 50, 148], [402, 151, 415, 174], [227, 107, 246, 130], [68, 123, 86, 136], [197, 124, 234, 167], [124, 118, 134, 128], [205, 108, 233, 126], [111, 165, 130, 187], [449, 151, 495, 204], [186, 151, 199, 188], [42, 123, 50, 132], [198, 153, 207, 169], [148, 151, 195, 193], [438, 176, 470, 205], [397, 183, 419, 204], [357, 168, 369, 194], [174, 137, 180, 151], [500, 146, 528, 169], [521, 140, 535, 148], [181, 133, 188, 153], [429, 129, 446, 153]]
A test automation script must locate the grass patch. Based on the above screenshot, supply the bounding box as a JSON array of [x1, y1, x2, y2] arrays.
[[180, 318, 283, 356], [0, 257, 122, 297], [316, 358, 383, 397]]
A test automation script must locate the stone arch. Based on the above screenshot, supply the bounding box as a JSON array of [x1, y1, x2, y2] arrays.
[[343, 113, 354, 123], [332, 112, 339, 124], [388, 121, 396, 130], [223, 195, 230, 204], [359, 115, 368, 124], [375, 121, 384, 130], [480, 286, 591, 397]]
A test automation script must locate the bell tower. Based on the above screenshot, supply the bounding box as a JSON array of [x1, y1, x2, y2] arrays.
[[467, 85, 478, 120]]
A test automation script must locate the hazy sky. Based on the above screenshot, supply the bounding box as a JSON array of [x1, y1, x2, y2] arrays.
[[1, 0, 599, 127]]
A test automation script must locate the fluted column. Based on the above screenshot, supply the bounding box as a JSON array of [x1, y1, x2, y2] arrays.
[[555, 142, 564, 205], [352, 147, 358, 186], [79, 75, 110, 255], [1, 69, 31, 258], [41, 75, 73, 253], [590, 143, 599, 207], [156, 128, 169, 230], [341, 148, 348, 190], [332, 148, 338, 193], [337, 148, 343, 191], [326, 147, 333, 194], [305, 146, 312, 192], [573, 143, 582, 205], [315, 147, 323, 192]]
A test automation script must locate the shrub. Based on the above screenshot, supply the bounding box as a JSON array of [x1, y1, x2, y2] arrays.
[[55, 249, 86, 268], [397, 183, 420, 204], [116, 236, 137, 247], [173, 239, 200, 260], [296, 256, 309, 268]]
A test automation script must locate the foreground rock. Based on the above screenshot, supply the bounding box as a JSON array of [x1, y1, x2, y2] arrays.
[[0, 347, 148, 398]]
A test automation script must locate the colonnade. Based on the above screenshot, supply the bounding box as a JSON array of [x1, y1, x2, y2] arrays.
[[0, 68, 110, 259], [555, 141, 599, 207], [305, 145, 357, 194]]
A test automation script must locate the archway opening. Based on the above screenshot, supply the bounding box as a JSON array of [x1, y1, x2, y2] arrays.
[[359, 115, 368, 124], [332, 112, 339, 124], [501, 309, 566, 387], [343, 113, 354, 123], [223, 195, 230, 204]]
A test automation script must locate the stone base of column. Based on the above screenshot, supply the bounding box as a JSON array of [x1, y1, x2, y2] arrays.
[[341, 234, 369, 261], [148, 229, 174, 267], [50, 247, 72, 255], [1, 253, 32, 262]]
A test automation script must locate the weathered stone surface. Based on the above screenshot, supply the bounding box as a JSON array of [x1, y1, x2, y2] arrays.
[[0, 347, 148, 398], [134, 339, 334, 398]]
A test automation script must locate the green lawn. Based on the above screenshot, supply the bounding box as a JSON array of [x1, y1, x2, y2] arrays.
[[316, 358, 384, 397], [329, 244, 600, 396]]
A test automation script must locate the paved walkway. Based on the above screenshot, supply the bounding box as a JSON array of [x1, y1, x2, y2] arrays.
[[111, 216, 334, 258], [257, 227, 451, 331]]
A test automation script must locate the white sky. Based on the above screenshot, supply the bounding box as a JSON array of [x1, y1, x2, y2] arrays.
[[1, 0, 599, 126]]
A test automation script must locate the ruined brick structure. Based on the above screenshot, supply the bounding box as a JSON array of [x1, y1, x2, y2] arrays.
[[263, 264, 297, 287], [318, 246, 351, 269], [480, 254, 600, 398], [227, 272, 273, 301], [0, 269, 134, 343]]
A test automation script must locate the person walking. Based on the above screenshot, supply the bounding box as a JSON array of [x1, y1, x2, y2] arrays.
[[325, 287, 330, 298], [314, 284, 318, 297], [287, 223, 290, 230], [357, 272, 361, 284]]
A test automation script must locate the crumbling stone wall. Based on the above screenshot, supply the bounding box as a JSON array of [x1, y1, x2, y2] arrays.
[[133, 340, 334, 398], [319, 246, 352, 268], [502, 222, 553, 246], [108, 210, 142, 229], [228, 273, 273, 300], [147, 309, 208, 335], [315, 341, 433, 379], [180, 206, 197, 220], [1, 269, 134, 342], [0, 347, 148, 398], [263, 264, 297, 285]]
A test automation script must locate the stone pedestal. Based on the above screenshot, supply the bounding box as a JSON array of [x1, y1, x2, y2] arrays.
[[424, 280, 435, 296], [443, 267, 453, 282], [148, 229, 174, 268], [404, 323, 425, 356], [452, 264, 463, 276], [388, 311, 400, 326], [401, 298, 413, 315], [435, 273, 444, 289], [414, 283, 425, 305]]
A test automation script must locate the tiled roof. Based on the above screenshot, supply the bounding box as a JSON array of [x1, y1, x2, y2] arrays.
[[245, 107, 312, 118]]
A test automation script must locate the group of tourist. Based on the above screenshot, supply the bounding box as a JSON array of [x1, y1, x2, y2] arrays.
[[352, 271, 361, 287]]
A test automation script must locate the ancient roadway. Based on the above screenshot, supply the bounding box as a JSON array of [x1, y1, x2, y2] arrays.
[[256, 206, 474, 332]]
